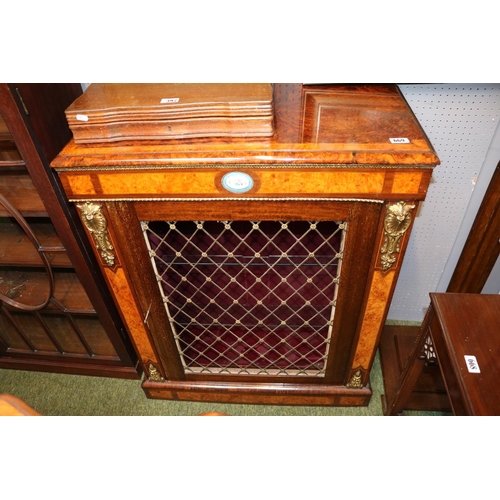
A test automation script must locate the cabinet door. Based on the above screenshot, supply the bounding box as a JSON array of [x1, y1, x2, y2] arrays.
[[93, 198, 382, 387]]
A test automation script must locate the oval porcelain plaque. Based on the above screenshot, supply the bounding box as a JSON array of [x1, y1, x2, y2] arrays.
[[221, 172, 254, 194]]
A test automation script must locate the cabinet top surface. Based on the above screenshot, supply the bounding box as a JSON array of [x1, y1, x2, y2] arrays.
[[51, 84, 440, 169]]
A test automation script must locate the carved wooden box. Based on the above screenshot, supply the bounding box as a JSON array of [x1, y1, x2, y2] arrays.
[[65, 83, 274, 143], [51, 84, 439, 406]]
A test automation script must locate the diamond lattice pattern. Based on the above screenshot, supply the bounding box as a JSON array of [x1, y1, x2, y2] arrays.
[[142, 220, 346, 377]]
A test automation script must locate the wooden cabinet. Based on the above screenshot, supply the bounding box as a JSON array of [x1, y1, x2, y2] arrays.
[[384, 293, 500, 416], [51, 83, 439, 405], [0, 83, 139, 378]]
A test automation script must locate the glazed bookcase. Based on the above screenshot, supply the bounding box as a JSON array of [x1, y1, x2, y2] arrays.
[[51, 84, 439, 405], [0, 84, 139, 378]]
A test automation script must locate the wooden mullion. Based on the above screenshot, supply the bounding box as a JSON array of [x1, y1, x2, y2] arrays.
[[48, 297, 95, 357], [64, 313, 95, 357], [0, 306, 36, 352], [0, 322, 8, 354], [33, 311, 65, 355]]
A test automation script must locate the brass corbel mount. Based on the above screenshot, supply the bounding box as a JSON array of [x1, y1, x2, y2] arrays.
[[346, 369, 364, 389], [76, 202, 116, 267], [147, 362, 165, 382], [380, 201, 415, 271]]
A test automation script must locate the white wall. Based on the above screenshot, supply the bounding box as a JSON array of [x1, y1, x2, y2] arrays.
[[389, 84, 500, 322]]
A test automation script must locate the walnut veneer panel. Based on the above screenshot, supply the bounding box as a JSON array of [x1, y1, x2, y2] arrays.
[[58, 168, 432, 201]]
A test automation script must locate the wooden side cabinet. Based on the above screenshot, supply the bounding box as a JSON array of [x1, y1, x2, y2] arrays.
[[383, 293, 500, 416], [51, 84, 439, 405], [0, 83, 140, 378]]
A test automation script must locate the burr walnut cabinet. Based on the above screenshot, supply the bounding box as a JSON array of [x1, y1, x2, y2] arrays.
[[51, 84, 439, 406], [0, 84, 139, 378]]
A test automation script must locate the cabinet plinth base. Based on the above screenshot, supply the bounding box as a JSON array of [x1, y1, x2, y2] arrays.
[[142, 379, 372, 406]]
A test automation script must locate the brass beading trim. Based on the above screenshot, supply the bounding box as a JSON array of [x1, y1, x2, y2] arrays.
[[69, 197, 386, 204], [55, 163, 436, 172]]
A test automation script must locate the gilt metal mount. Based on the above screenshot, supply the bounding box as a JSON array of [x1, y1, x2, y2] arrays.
[[380, 201, 415, 271], [347, 369, 364, 389], [148, 362, 165, 382], [76, 202, 116, 267]]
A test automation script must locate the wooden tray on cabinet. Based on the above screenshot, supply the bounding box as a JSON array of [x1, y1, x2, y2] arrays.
[[65, 83, 275, 143]]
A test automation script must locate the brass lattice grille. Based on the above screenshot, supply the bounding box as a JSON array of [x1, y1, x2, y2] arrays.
[[142, 220, 346, 377]]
